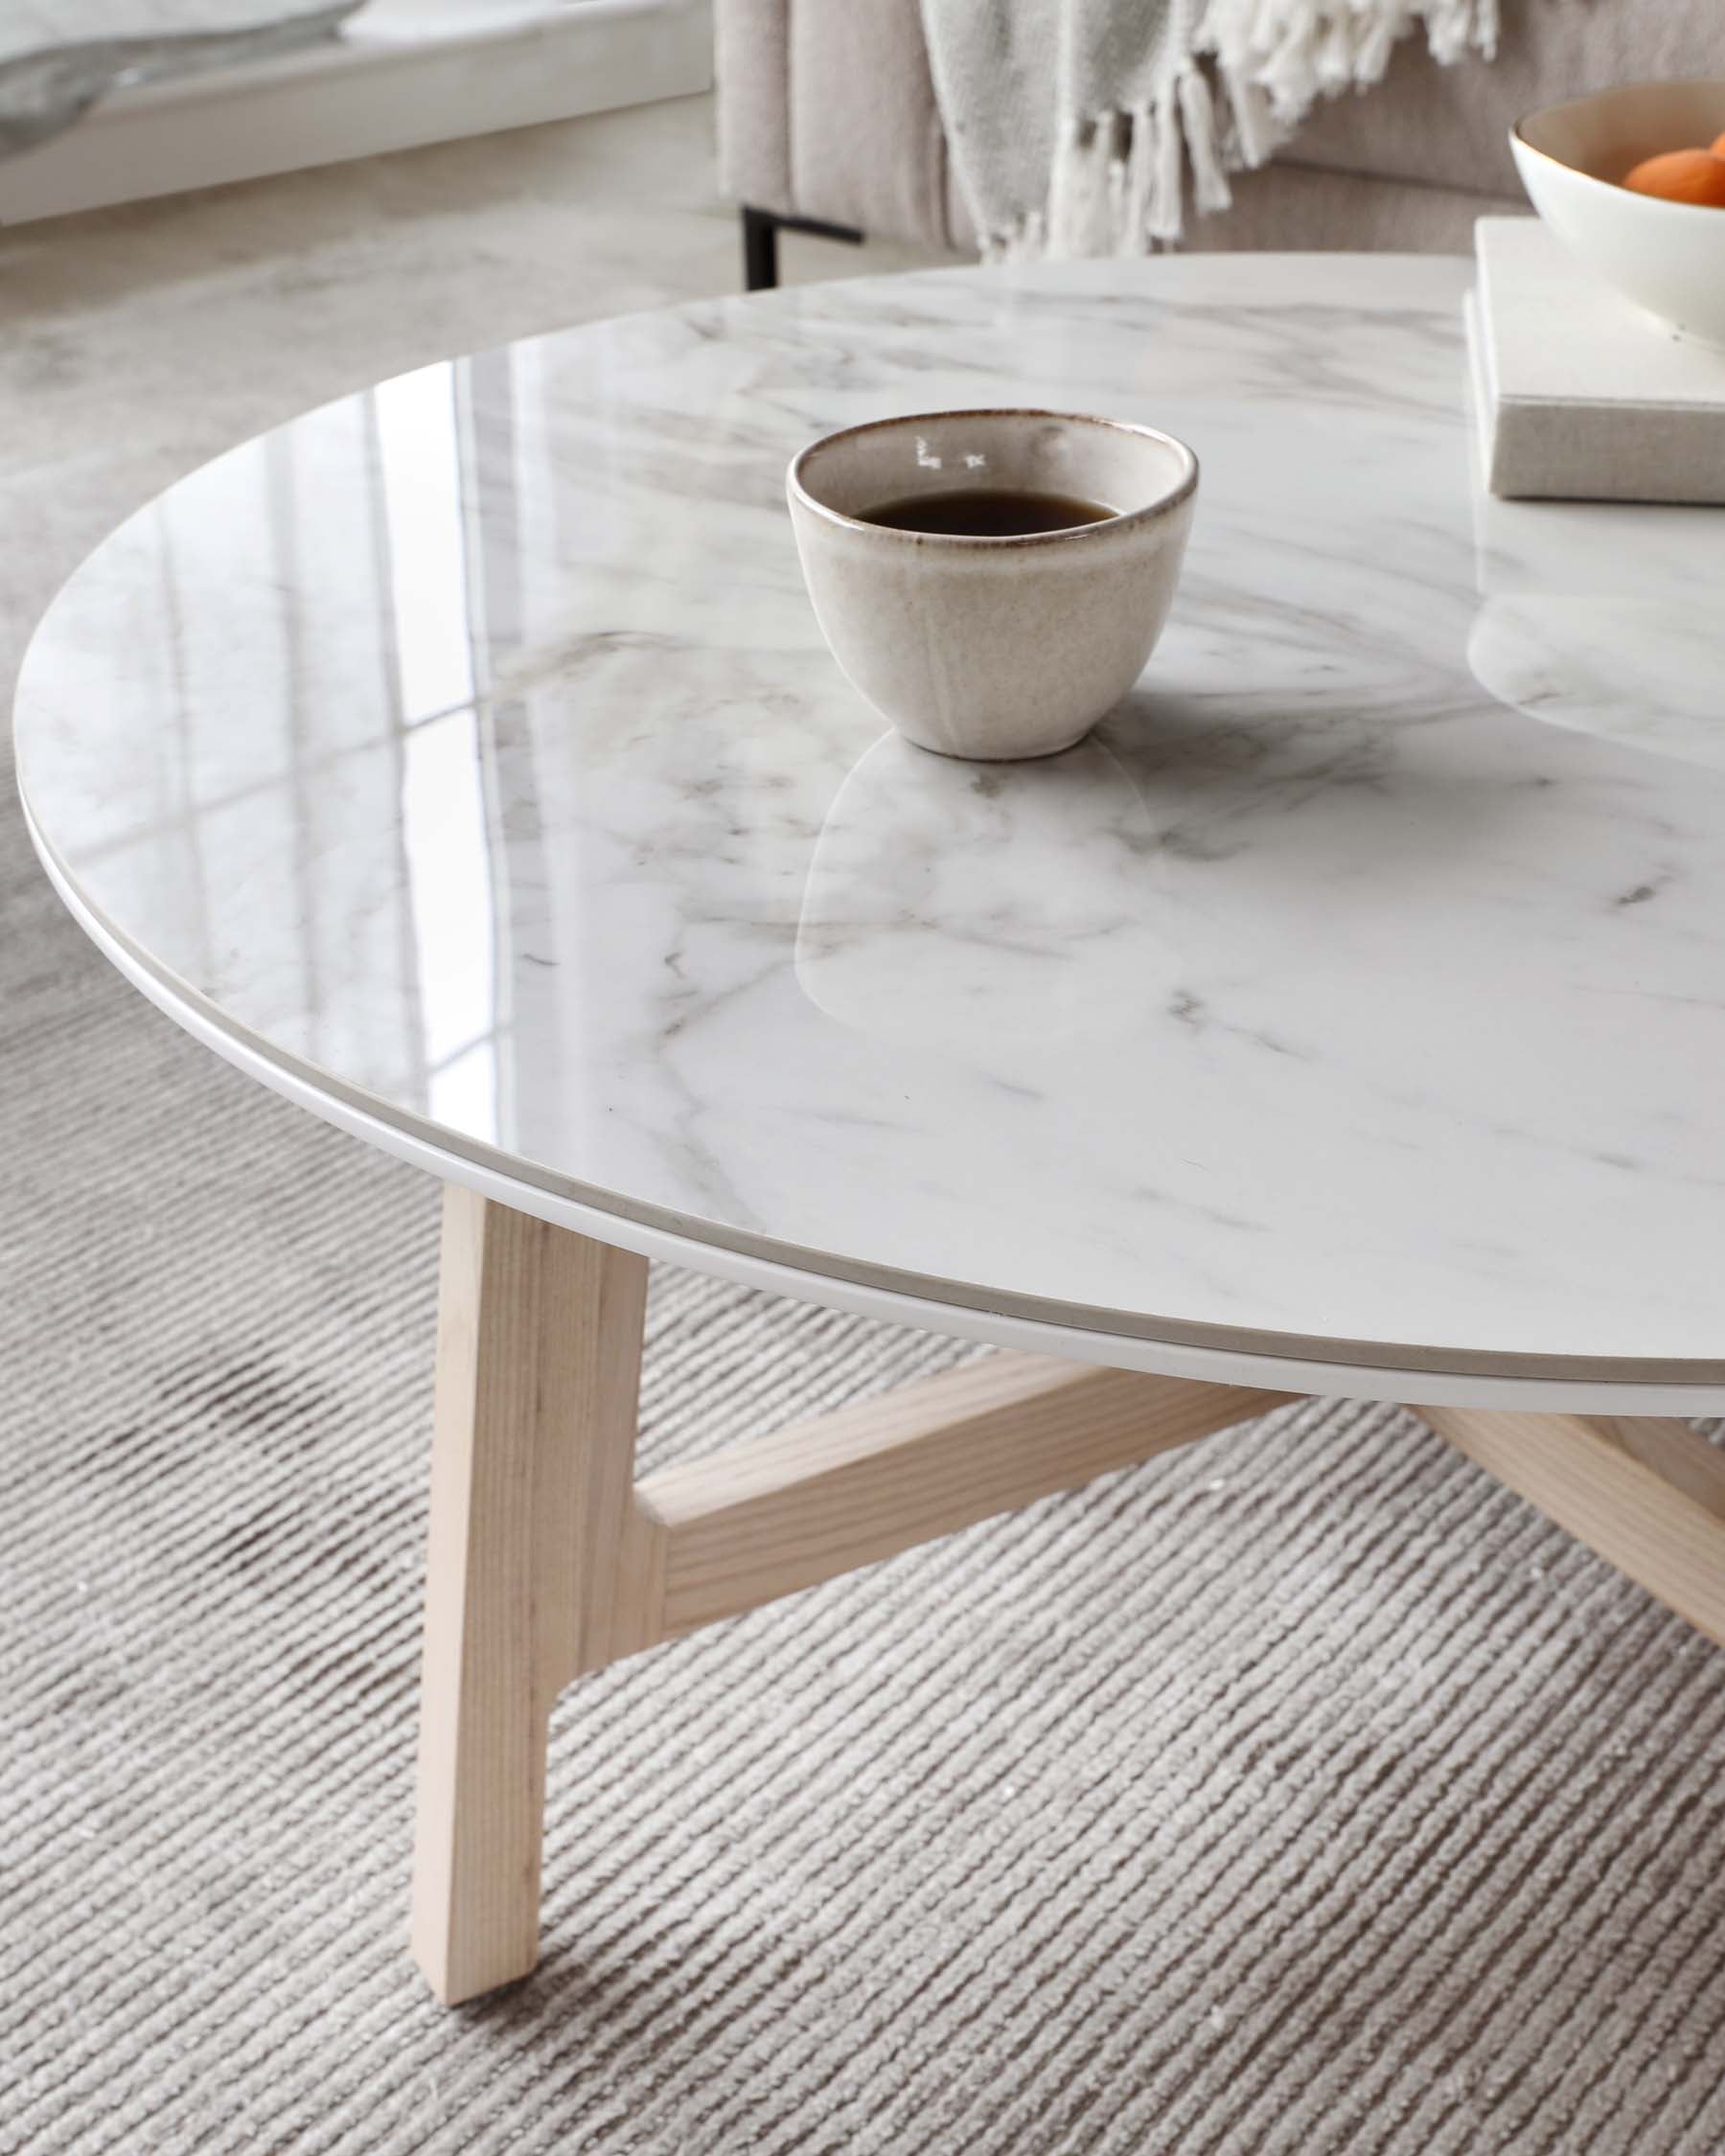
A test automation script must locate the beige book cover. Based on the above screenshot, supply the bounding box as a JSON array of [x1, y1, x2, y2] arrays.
[[1469, 216, 1725, 505]]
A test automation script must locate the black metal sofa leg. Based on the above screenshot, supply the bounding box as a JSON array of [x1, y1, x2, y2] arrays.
[[741, 206, 865, 292]]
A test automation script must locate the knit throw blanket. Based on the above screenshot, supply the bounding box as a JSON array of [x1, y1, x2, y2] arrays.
[[921, 0, 1499, 255]]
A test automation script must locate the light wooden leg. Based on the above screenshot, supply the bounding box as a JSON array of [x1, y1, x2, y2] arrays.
[[406, 1185, 1290, 2005], [640, 1357, 1293, 1635], [410, 1185, 651, 2006], [1416, 1406, 1725, 1644], [402, 1211, 1725, 2009]]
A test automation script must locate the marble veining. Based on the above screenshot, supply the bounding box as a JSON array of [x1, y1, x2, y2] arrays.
[[16, 254, 1725, 1375]]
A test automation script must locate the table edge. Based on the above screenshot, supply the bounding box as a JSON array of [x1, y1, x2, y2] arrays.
[[24, 790, 1725, 1418]]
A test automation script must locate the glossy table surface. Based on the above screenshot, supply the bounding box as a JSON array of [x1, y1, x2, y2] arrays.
[[17, 253, 1725, 1399]]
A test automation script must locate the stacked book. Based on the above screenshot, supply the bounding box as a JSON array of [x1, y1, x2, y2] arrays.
[[1468, 217, 1725, 505]]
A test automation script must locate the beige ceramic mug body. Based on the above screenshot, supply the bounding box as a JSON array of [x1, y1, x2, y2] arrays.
[[788, 408, 1198, 761]]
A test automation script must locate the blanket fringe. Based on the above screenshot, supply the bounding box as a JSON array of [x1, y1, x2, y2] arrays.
[[1200, 0, 1498, 122], [1119, 101, 1155, 252], [1001, 0, 1497, 257], [1046, 112, 1118, 257], [1151, 80, 1184, 240], [1219, 64, 1276, 167], [1029, 66, 1230, 260], [1177, 66, 1232, 218]]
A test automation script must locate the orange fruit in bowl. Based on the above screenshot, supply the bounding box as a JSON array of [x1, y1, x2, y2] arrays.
[[1622, 148, 1725, 206], [1712, 130, 1725, 159]]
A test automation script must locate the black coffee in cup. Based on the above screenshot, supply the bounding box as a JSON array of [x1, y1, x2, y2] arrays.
[[857, 489, 1115, 537]]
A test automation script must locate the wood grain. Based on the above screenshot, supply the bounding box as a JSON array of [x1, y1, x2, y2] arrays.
[[639, 1353, 1292, 1636], [406, 1186, 1725, 2014], [410, 1186, 651, 2006], [1417, 1406, 1725, 1644], [407, 1193, 1303, 2006]]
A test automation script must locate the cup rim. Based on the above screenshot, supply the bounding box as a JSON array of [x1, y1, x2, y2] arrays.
[[786, 406, 1199, 549]]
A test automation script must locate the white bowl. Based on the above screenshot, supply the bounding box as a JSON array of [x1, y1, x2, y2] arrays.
[[1512, 79, 1725, 349]]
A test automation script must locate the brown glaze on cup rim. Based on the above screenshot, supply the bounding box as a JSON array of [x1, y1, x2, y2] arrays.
[[788, 406, 1200, 549]]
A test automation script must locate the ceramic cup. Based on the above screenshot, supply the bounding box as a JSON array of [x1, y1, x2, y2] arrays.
[[787, 407, 1198, 761]]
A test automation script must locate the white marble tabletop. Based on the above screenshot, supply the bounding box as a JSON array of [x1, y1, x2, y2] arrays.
[[17, 254, 1725, 1394]]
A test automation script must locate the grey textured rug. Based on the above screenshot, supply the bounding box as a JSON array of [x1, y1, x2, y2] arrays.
[[7, 103, 1725, 2156]]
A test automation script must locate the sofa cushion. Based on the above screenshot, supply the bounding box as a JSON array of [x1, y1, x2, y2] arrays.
[[789, 0, 957, 247], [716, 0, 794, 216], [1192, 161, 1521, 254], [720, 0, 966, 249]]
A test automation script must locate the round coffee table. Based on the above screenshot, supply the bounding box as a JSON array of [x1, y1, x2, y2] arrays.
[[16, 253, 1725, 2004]]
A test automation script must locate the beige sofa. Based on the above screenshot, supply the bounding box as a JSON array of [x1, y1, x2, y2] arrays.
[[717, 0, 1723, 284]]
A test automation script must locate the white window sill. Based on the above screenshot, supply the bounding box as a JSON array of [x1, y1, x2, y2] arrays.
[[0, 0, 711, 224]]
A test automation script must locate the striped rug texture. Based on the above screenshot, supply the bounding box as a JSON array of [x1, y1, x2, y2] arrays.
[[8, 727, 1725, 2156], [7, 117, 1725, 2155]]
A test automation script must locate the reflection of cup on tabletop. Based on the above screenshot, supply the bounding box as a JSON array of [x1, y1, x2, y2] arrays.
[[787, 407, 1198, 763], [795, 729, 1171, 1051]]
